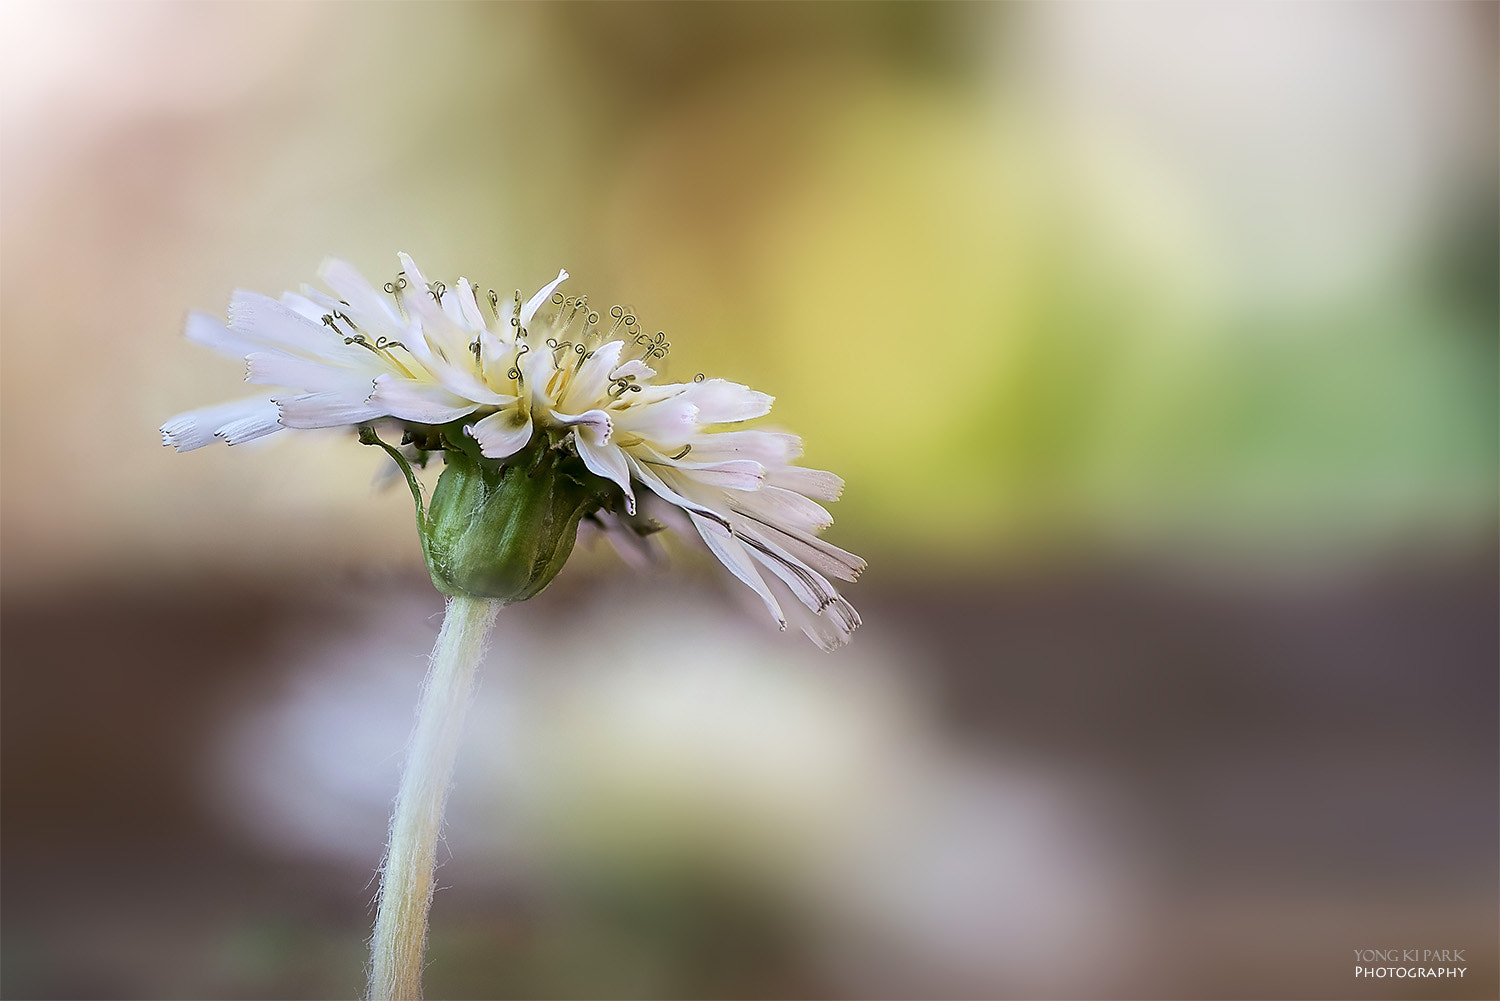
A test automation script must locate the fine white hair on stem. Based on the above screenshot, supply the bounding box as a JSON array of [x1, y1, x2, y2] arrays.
[[368, 594, 501, 1001]]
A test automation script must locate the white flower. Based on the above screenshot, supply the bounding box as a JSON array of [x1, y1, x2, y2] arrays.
[[162, 253, 863, 648]]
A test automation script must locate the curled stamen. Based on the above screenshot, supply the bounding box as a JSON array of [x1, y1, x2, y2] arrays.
[[487, 289, 499, 316], [506, 343, 529, 381], [546, 338, 588, 365], [427, 281, 446, 303], [693, 373, 706, 382], [329, 310, 406, 359], [607, 375, 643, 398], [605, 305, 628, 338], [382, 273, 409, 295], [323, 312, 358, 338], [636, 330, 670, 361], [669, 444, 692, 460]]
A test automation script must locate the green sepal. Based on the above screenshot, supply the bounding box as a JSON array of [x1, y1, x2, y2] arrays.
[[364, 421, 611, 604]]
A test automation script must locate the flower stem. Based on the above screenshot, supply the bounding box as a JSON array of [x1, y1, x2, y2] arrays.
[[369, 593, 501, 1001]]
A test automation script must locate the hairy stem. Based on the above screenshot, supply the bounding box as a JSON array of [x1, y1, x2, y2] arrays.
[[368, 594, 501, 1001]]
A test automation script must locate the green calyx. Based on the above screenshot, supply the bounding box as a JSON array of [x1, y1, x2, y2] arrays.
[[360, 421, 614, 604]]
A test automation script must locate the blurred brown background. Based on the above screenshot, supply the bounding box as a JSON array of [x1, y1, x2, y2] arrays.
[[2, 2, 1496, 999]]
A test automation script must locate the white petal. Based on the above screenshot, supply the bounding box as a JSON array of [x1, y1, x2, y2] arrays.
[[298, 285, 407, 348], [217, 406, 284, 446], [318, 257, 403, 330], [491, 286, 518, 341], [624, 452, 713, 515], [739, 530, 836, 613], [161, 396, 279, 452], [666, 457, 766, 491], [620, 382, 682, 407], [686, 430, 803, 465], [689, 512, 785, 629], [455, 278, 489, 331], [519, 343, 559, 406], [575, 435, 636, 514], [279, 291, 329, 322], [735, 516, 865, 582], [388, 319, 438, 370], [824, 595, 861, 633], [367, 373, 481, 423], [731, 484, 833, 531], [380, 280, 509, 404], [466, 407, 533, 459], [433, 353, 511, 407], [799, 597, 861, 651], [551, 407, 614, 443], [613, 395, 699, 447], [748, 552, 859, 650], [559, 340, 624, 412], [185, 311, 257, 360], [520, 269, 568, 329], [680, 378, 772, 424], [476, 327, 509, 374], [766, 466, 845, 501], [439, 283, 467, 327], [245, 351, 371, 393], [396, 253, 443, 306], [609, 359, 656, 381], [228, 291, 346, 362], [274, 389, 386, 429], [410, 317, 479, 381], [395, 253, 462, 342]]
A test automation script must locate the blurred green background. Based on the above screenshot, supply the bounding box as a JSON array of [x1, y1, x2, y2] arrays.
[[2, 2, 1495, 999]]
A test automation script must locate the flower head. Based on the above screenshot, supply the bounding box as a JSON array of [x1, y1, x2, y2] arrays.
[[162, 254, 862, 648]]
